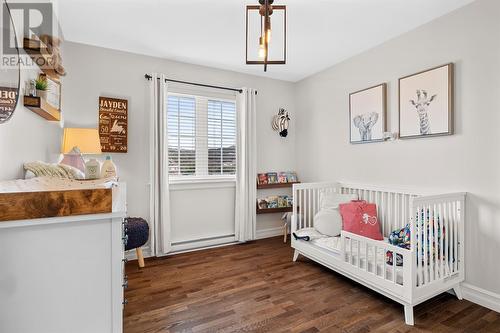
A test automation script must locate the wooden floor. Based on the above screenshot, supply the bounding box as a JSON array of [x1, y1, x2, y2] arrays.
[[124, 237, 500, 333]]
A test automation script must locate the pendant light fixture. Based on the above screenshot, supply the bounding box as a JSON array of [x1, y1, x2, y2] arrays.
[[246, 0, 286, 72]]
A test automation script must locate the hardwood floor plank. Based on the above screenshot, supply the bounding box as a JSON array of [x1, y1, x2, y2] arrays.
[[124, 237, 500, 333]]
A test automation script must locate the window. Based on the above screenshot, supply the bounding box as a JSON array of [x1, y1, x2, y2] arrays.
[[167, 95, 196, 176], [167, 93, 237, 179], [208, 100, 237, 175]]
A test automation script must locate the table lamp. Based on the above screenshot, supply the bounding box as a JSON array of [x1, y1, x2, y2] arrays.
[[60, 128, 102, 173]]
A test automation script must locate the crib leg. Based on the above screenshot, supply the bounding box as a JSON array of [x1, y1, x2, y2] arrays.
[[283, 223, 287, 243], [453, 285, 464, 300], [404, 305, 414, 326], [293, 250, 300, 262]]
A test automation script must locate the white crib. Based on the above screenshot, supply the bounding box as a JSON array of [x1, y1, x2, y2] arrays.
[[291, 182, 466, 325]]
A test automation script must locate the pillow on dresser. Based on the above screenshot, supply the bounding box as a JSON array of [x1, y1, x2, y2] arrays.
[[314, 192, 358, 237]]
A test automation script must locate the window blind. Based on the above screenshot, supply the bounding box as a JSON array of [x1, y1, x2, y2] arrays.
[[208, 100, 236, 175], [167, 93, 237, 179]]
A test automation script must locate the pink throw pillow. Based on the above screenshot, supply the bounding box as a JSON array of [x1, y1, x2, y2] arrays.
[[339, 200, 383, 241]]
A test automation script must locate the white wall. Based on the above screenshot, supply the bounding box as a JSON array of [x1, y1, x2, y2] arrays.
[[60, 41, 297, 242], [0, 56, 61, 180], [295, 0, 500, 296]]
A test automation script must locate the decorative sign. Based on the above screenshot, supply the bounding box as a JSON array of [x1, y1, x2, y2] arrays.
[[99, 96, 128, 153], [0, 87, 18, 124], [46, 77, 61, 111]]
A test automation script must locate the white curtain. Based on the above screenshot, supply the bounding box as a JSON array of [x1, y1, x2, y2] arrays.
[[149, 73, 171, 256], [235, 88, 257, 242]]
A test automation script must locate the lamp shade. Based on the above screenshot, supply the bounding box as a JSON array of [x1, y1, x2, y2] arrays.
[[61, 128, 102, 154]]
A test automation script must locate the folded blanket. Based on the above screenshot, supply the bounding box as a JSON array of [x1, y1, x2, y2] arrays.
[[24, 161, 84, 179]]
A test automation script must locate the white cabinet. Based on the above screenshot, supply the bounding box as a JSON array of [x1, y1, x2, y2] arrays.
[[0, 190, 126, 333]]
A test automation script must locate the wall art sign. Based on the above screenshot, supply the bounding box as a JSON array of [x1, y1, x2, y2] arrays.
[[46, 77, 61, 111], [399, 63, 454, 139], [0, 87, 18, 123], [99, 96, 128, 153], [349, 83, 387, 144]]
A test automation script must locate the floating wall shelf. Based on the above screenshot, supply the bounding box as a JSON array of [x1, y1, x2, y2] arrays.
[[23, 38, 61, 79], [256, 206, 293, 215], [257, 182, 300, 190], [23, 96, 60, 121]]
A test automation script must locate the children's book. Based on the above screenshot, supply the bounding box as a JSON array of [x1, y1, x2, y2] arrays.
[[277, 196, 288, 208], [257, 198, 269, 209], [278, 172, 288, 183], [267, 195, 278, 208], [286, 171, 298, 183], [267, 172, 278, 184], [257, 173, 268, 185], [286, 196, 293, 207]]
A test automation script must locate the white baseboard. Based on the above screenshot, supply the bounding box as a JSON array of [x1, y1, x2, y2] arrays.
[[256, 226, 284, 240], [170, 235, 236, 253], [125, 236, 238, 260], [125, 246, 152, 261], [462, 283, 500, 313]]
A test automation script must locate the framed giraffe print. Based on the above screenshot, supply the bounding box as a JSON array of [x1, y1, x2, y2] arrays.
[[399, 63, 454, 139]]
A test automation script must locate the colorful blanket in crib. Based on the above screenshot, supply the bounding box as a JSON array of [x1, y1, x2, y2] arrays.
[[386, 209, 445, 266]]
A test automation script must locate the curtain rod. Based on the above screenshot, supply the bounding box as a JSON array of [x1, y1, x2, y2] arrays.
[[144, 74, 258, 95]]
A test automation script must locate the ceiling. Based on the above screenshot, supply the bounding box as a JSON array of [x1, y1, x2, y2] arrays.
[[58, 0, 475, 82]]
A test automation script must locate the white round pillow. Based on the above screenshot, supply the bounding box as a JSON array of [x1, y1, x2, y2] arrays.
[[314, 208, 342, 237]]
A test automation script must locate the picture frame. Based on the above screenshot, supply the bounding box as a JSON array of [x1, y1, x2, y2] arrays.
[[45, 76, 61, 111], [398, 63, 454, 139], [349, 83, 387, 144]]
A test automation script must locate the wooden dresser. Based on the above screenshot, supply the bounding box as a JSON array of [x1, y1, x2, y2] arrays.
[[0, 179, 127, 333]]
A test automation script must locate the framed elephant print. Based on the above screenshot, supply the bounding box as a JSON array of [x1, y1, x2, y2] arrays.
[[349, 83, 387, 144], [399, 63, 454, 139]]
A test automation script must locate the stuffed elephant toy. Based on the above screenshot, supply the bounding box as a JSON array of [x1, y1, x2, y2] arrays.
[[353, 112, 379, 141]]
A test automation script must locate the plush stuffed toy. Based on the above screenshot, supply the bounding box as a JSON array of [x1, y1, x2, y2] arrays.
[[39, 34, 66, 76]]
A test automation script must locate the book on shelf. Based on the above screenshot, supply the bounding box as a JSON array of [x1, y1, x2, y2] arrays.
[[257, 198, 269, 209], [277, 196, 288, 208], [286, 171, 298, 183], [267, 195, 279, 208], [267, 172, 278, 184], [257, 195, 293, 210], [278, 172, 288, 183], [257, 173, 268, 185]]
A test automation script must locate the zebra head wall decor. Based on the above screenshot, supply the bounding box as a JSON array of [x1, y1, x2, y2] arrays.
[[353, 112, 379, 141], [410, 89, 437, 135], [272, 108, 290, 137]]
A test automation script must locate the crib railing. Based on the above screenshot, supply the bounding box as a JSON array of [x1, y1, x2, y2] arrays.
[[411, 193, 465, 288], [341, 231, 413, 294], [292, 182, 419, 236], [292, 182, 339, 232]]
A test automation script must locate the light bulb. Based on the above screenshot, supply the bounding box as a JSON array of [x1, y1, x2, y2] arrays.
[[258, 44, 266, 59], [258, 36, 266, 59], [266, 29, 271, 43]]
